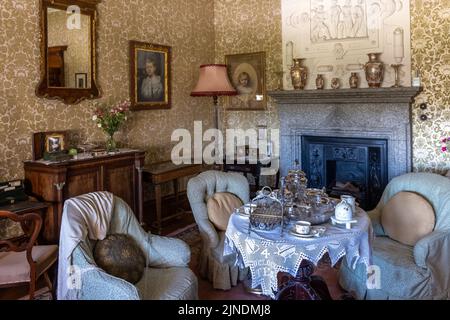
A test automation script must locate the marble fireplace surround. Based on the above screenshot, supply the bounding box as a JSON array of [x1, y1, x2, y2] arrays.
[[269, 87, 422, 181]]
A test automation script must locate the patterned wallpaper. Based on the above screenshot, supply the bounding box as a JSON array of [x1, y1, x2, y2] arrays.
[[0, 0, 214, 182], [411, 0, 450, 173], [214, 0, 450, 173], [48, 10, 91, 88]]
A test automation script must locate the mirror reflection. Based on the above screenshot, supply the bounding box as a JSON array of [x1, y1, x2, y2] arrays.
[[47, 7, 91, 88]]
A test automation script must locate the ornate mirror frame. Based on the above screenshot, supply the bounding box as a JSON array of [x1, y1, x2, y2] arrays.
[[36, 0, 101, 105]]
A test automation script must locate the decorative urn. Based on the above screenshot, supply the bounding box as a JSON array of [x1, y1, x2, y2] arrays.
[[364, 53, 384, 88], [290, 58, 308, 90]]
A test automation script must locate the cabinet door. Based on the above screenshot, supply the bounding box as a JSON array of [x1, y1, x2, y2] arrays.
[[65, 166, 102, 199], [103, 159, 136, 212]]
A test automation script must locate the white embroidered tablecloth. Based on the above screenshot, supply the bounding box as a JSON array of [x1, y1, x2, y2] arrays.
[[224, 207, 373, 298]]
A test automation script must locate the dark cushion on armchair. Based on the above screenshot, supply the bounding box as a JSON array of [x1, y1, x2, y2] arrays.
[[94, 234, 146, 284]]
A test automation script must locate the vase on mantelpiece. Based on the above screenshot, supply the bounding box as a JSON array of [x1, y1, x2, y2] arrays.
[[290, 58, 308, 90], [349, 72, 359, 88], [364, 53, 384, 88], [106, 132, 118, 152], [315, 74, 325, 89]]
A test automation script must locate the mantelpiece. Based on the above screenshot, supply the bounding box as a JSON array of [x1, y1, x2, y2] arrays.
[[268, 87, 422, 104]]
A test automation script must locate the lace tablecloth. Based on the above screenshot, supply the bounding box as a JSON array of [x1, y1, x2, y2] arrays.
[[224, 207, 373, 298]]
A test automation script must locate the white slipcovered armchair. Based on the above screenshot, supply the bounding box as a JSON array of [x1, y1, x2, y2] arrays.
[[187, 171, 249, 290]]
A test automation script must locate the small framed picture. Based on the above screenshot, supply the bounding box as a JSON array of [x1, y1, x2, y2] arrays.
[[75, 73, 87, 89], [225, 52, 267, 111], [44, 132, 66, 153], [130, 40, 171, 111]]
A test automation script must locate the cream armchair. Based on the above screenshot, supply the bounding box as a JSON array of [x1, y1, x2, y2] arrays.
[[339, 173, 450, 299], [187, 170, 249, 290]]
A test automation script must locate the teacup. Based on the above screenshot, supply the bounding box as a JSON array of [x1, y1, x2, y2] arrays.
[[294, 221, 311, 235]]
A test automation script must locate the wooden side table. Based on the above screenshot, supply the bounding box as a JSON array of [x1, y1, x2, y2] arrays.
[[143, 161, 205, 234]]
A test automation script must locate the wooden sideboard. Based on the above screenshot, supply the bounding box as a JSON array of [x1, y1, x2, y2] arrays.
[[24, 150, 145, 243]]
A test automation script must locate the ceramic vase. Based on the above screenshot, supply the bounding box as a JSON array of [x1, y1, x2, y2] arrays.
[[364, 53, 384, 88], [290, 58, 308, 90], [349, 72, 359, 88], [315, 74, 325, 90]]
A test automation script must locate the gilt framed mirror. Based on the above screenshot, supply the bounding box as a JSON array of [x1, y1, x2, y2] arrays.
[[36, 0, 101, 104]]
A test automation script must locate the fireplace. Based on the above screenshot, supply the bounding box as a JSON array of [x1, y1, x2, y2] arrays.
[[301, 136, 388, 210], [268, 87, 421, 210]]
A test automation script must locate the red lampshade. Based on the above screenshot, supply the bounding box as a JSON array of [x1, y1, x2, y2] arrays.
[[191, 64, 237, 97]]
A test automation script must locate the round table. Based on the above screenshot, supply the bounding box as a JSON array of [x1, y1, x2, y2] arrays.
[[224, 207, 373, 299]]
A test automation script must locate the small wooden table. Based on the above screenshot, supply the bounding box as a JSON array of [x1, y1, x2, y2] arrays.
[[143, 161, 205, 234]]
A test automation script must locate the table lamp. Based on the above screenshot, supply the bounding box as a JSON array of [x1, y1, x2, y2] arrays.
[[191, 64, 237, 130]]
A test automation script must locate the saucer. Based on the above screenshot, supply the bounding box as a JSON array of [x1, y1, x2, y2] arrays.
[[289, 227, 321, 238]]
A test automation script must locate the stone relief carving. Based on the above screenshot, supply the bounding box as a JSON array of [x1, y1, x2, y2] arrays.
[[311, 0, 368, 43], [282, 0, 411, 89]]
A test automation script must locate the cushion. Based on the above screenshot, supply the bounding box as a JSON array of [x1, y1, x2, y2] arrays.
[[94, 234, 146, 284], [0, 245, 58, 285], [381, 191, 435, 246], [207, 192, 243, 231]]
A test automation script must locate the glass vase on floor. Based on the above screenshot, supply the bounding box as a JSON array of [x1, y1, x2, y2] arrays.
[[106, 133, 117, 152]]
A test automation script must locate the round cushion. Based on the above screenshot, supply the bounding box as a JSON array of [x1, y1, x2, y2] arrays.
[[207, 192, 243, 231], [94, 234, 146, 284], [381, 191, 435, 246]]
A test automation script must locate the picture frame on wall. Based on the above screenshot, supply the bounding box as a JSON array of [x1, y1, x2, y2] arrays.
[[225, 51, 267, 111], [75, 73, 88, 89], [130, 40, 171, 111]]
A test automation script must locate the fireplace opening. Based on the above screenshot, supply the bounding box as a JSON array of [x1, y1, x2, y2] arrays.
[[302, 136, 388, 210]]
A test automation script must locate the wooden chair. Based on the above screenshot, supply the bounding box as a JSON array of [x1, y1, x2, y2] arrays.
[[0, 211, 58, 299]]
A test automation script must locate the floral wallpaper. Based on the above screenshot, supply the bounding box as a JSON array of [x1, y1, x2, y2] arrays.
[[0, 0, 214, 182], [411, 0, 450, 173], [214, 0, 450, 173]]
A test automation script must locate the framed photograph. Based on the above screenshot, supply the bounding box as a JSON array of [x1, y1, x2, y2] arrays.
[[225, 52, 266, 111], [130, 41, 171, 111], [75, 73, 87, 88], [32, 131, 67, 160], [44, 132, 66, 153]]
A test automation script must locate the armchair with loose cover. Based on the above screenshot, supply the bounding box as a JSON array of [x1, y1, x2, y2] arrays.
[[339, 173, 450, 299], [57, 192, 198, 300], [187, 171, 250, 290]]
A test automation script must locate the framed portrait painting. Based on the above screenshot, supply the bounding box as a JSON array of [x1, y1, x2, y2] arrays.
[[130, 41, 171, 110], [225, 52, 266, 111]]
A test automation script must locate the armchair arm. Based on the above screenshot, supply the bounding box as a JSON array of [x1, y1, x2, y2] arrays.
[[187, 180, 220, 249], [145, 233, 191, 268], [367, 208, 386, 236], [414, 230, 450, 269], [67, 245, 140, 300]]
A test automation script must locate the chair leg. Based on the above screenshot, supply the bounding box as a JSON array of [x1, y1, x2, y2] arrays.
[[29, 273, 36, 300], [44, 272, 53, 292]]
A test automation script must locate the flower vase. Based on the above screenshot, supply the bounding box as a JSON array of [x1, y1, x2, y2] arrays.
[[106, 133, 117, 152]]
